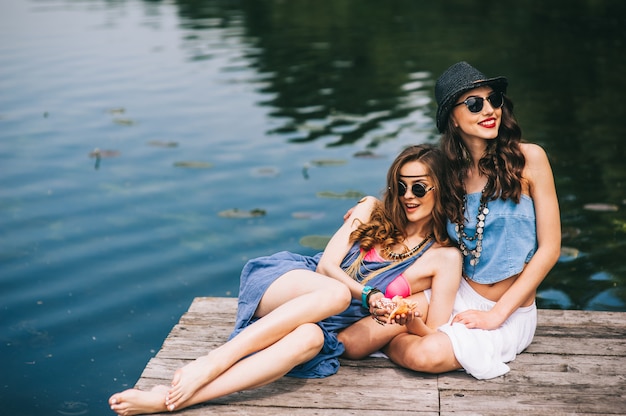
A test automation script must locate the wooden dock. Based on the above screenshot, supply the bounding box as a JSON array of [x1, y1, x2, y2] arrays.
[[135, 297, 626, 415]]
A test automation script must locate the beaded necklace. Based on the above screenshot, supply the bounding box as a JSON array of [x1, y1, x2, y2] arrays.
[[455, 184, 490, 266], [383, 234, 433, 261]]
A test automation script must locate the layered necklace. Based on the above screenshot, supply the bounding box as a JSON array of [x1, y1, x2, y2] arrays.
[[455, 182, 490, 266], [383, 234, 433, 261]]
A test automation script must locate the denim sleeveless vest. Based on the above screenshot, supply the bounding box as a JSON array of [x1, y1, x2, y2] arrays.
[[446, 193, 537, 284]]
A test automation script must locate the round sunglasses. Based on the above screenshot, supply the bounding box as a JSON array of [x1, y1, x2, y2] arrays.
[[397, 181, 434, 198], [454, 91, 504, 113]]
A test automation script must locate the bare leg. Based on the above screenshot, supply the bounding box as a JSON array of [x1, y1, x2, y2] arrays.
[[383, 332, 461, 373], [166, 270, 351, 409], [339, 292, 429, 359], [170, 323, 324, 411], [338, 313, 406, 359], [109, 385, 168, 416], [109, 323, 324, 415]]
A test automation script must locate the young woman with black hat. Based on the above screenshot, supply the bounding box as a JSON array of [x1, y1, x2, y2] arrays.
[[380, 61, 561, 379]]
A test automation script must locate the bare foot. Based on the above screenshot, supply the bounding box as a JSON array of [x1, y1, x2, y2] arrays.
[[166, 354, 221, 410], [407, 316, 435, 337], [109, 385, 168, 416]]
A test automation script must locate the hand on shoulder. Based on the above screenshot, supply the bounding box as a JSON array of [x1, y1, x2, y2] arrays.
[[344, 196, 379, 223]]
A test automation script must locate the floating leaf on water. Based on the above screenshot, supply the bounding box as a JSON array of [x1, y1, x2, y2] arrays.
[[612, 219, 626, 233], [218, 208, 266, 218], [148, 140, 178, 148], [353, 150, 383, 158], [317, 190, 365, 199], [89, 148, 120, 158], [294, 105, 325, 115], [297, 122, 326, 133], [536, 288, 573, 309], [310, 159, 347, 167], [559, 246, 581, 263], [586, 287, 625, 310], [251, 167, 280, 177], [292, 211, 325, 220], [583, 203, 618, 212], [299, 235, 331, 250], [590, 271, 613, 281], [113, 118, 135, 126], [561, 226, 581, 240], [106, 107, 126, 114], [173, 161, 213, 169]]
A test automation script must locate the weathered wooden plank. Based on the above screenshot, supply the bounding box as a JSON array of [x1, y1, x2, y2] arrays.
[[136, 360, 440, 415], [439, 369, 625, 393], [537, 309, 626, 326], [526, 335, 626, 355], [511, 352, 626, 375], [144, 404, 432, 416], [134, 297, 626, 415], [534, 324, 626, 337], [171, 407, 433, 416], [439, 389, 626, 415]]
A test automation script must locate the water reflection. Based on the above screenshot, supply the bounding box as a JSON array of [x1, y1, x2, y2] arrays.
[[1, 1, 626, 415], [170, 0, 626, 310]]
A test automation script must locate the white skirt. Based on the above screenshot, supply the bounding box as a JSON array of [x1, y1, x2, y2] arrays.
[[436, 278, 537, 379]]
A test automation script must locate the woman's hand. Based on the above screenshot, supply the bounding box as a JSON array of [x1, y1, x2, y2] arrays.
[[368, 291, 386, 324], [451, 309, 502, 330], [343, 206, 356, 221], [389, 309, 420, 326], [370, 296, 419, 326]]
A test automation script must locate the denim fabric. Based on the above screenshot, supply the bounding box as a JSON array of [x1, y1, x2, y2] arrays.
[[447, 193, 537, 283], [229, 240, 434, 378]]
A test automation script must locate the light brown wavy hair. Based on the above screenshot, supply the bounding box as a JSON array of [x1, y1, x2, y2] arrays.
[[440, 94, 525, 224], [349, 144, 451, 251]]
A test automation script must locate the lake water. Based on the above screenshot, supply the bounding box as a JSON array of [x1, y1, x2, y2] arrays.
[[1, 1, 625, 415]]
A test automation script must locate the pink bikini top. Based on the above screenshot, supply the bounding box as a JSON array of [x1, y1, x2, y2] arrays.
[[363, 248, 411, 298]]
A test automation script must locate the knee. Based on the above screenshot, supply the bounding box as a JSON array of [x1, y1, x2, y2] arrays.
[[390, 335, 451, 373], [320, 281, 352, 314], [410, 336, 452, 372], [292, 323, 324, 358]]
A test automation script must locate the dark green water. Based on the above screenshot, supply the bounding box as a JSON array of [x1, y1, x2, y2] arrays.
[[1, 1, 625, 415]]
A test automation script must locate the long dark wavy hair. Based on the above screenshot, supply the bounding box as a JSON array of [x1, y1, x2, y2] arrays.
[[349, 144, 451, 251], [440, 94, 525, 225]]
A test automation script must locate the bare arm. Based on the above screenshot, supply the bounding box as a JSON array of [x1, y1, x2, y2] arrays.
[[454, 143, 561, 329], [492, 144, 561, 319], [423, 247, 463, 329], [317, 196, 378, 300]]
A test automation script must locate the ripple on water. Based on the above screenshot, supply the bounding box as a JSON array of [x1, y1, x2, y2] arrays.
[[57, 401, 89, 416]]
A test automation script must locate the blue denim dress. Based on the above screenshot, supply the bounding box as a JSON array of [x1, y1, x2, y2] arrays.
[[229, 240, 434, 378]]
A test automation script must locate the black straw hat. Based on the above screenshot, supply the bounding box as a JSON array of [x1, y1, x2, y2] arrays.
[[435, 61, 508, 133]]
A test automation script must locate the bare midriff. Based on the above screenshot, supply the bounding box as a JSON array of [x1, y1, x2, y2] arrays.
[[464, 270, 535, 307]]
